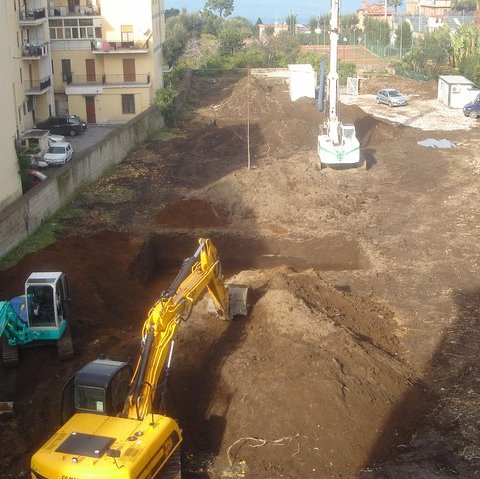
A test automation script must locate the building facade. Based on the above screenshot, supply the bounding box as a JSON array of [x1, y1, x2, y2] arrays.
[[49, 0, 165, 125], [1, 0, 49, 209], [0, 0, 164, 212]]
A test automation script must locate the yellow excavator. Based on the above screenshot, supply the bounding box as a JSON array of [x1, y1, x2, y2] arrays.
[[30, 238, 251, 479]]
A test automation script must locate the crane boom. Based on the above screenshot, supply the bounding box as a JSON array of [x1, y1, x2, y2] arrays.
[[328, 0, 340, 144]]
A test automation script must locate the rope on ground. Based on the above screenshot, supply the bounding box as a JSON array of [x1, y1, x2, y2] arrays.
[[226, 435, 298, 467]]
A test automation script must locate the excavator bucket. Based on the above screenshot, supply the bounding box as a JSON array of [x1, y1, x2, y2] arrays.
[[207, 284, 251, 319], [227, 284, 251, 318]]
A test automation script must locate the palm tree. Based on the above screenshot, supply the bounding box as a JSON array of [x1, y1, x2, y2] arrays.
[[388, 0, 403, 16]]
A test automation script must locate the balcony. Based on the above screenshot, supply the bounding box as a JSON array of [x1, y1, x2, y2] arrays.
[[24, 76, 52, 95], [91, 40, 150, 54], [19, 7, 47, 25], [21, 42, 49, 59]]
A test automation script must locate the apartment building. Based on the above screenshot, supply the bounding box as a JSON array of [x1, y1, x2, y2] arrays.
[[49, 0, 165, 124], [1, 0, 51, 209]]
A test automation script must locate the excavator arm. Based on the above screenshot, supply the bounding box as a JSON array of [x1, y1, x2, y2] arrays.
[[125, 238, 247, 420]]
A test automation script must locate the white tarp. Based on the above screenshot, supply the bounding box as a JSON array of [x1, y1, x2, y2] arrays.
[[417, 139, 456, 148]]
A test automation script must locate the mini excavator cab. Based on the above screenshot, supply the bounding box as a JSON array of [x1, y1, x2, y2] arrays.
[[2, 272, 73, 366]]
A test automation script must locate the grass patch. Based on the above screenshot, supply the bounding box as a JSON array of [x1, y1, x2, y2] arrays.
[[0, 206, 91, 270], [0, 221, 58, 270], [88, 185, 136, 205], [150, 128, 179, 141]]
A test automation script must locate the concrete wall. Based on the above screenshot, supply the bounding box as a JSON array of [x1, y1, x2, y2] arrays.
[[0, 106, 165, 259]]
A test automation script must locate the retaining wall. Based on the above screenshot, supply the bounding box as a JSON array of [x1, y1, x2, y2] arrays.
[[0, 106, 165, 259]]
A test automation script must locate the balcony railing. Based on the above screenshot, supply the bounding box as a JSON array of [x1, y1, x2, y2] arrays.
[[19, 7, 46, 21], [21, 42, 49, 58], [24, 76, 52, 93], [49, 6, 101, 16], [68, 73, 151, 86], [91, 39, 150, 53]]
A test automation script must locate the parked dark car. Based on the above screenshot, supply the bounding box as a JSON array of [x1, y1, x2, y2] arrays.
[[463, 93, 480, 119], [35, 116, 84, 136], [69, 114, 87, 131]]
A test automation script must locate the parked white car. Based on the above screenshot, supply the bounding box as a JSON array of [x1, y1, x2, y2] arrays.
[[43, 142, 73, 166], [48, 134, 65, 146]]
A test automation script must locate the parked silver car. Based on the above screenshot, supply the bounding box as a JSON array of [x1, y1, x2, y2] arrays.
[[376, 88, 407, 107]]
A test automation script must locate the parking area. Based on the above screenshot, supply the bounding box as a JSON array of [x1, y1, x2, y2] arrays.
[[34, 125, 118, 175], [342, 93, 477, 131], [67, 124, 118, 157]]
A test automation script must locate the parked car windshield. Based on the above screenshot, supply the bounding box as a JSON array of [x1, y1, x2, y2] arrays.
[[48, 146, 66, 154], [387, 90, 402, 97]]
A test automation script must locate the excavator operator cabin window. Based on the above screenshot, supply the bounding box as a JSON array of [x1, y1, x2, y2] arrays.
[[75, 385, 106, 413], [27, 284, 56, 328]]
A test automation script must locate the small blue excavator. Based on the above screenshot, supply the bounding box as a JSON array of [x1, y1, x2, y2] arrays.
[[0, 272, 73, 366]]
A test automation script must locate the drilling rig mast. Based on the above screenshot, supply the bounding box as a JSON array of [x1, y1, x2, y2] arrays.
[[317, 0, 361, 168]]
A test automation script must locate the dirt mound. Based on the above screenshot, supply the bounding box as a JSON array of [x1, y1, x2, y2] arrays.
[[173, 267, 427, 478], [194, 76, 323, 158]]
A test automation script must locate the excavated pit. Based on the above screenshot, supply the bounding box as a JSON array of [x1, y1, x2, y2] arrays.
[[130, 233, 369, 284]]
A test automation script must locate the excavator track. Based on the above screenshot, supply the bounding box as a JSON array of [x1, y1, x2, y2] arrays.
[[157, 448, 182, 479], [57, 325, 74, 360], [1, 336, 19, 367]]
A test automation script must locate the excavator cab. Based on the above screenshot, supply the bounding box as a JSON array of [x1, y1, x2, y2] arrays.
[[1, 272, 73, 366], [24, 272, 70, 328], [61, 359, 132, 424]]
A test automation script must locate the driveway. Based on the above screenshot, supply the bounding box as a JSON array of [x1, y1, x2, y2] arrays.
[[68, 125, 117, 157]]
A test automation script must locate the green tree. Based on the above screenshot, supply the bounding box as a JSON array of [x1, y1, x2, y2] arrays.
[[394, 21, 412, 56], [218, 26, 245, 55], [410, 28, 452, 74], [163, 17, 189, 67], [165, 8, 180, 20], [364, 17, 390, 45], [204, 0, 234, 18], [200, 9, 223, 35], [459, 53, 480, 85], [450, 0, 476, 11], [285, 13, 297, 34]]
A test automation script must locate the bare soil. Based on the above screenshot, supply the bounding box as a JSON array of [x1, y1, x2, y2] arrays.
[[1, 73, 479, 479]]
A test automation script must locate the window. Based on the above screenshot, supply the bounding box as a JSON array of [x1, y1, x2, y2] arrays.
[[121, 25, 134, 43], [122, 94, 135, 114]]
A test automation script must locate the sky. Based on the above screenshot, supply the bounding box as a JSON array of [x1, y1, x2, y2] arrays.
[[165, 0, 364, 25]]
